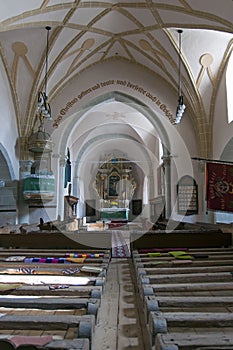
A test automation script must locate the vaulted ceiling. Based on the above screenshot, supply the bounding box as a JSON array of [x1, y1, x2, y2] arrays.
[[0, 0, 233, 154]]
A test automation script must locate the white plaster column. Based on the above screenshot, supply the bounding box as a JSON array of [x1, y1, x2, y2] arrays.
[[56, 156, 66, 220], [18, 160, 33, 224], [162, 155, 172, 219], [147, 173, 155, 221], [73, 175, 82, 217]]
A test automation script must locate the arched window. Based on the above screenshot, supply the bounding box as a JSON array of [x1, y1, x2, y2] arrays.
[[226, 51, 233, 123], [143, 176, 148, 204]]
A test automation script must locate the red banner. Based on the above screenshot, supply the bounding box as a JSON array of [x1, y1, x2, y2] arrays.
[[206, 162, 233, 212]]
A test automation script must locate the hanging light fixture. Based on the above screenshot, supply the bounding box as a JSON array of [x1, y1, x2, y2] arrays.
[[175, 29, 186, 124], [37, 26, 52, 120]]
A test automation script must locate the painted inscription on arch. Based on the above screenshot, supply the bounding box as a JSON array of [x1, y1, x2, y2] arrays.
[[53, 79, 174, 127]]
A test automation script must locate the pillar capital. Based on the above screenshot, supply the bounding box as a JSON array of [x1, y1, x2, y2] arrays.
[[161, 155, 171, 167]]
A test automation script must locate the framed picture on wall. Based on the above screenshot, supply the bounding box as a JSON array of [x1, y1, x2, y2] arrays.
[[177, 175, 198, 215]]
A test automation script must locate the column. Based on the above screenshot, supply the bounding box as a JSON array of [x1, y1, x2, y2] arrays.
[[162, 155, 171, 219], [57, 156, 66, 220], [17, 160, 33, 224]]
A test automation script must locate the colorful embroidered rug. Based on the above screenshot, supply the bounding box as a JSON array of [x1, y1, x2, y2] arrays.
[[111, 231, 131, 258]]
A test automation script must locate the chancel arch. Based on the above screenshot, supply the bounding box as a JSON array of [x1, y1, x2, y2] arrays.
[[53, 91, 195, 223], [73, 134, 153, 221]]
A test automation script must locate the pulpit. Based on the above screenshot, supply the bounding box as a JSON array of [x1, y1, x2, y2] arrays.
[[23, 174, 55, 201]]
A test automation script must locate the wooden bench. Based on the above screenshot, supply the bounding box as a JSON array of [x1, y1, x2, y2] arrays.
[[131, 245, 233, 349], [155, 332, 233, 350], [45, 338, 90, 349], [130, 230, 232, 249], [0, 281, 100, 349], [0, 314, 95, 347], [7, 284, 103, 299], [149, 311, 233, 348], [0, 296, 100, 317], [139, 271, 233, 286], [141, 280, 233, 298], [0, 248, 112, 350], [0, 262, 108, 278], [132, 247, 233, 299], [144, 295, 233, 322], [0, 232, 112, 250], [0, 337, 90, 350], [133, 247, 233, 272], [0, 248, 111, 262], [0, 248, 111, 284]]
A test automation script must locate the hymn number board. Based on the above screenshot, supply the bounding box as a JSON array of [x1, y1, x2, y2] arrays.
[[177, 176, 198, 215]]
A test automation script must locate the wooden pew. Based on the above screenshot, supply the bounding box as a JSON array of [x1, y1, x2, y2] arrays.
[[0, 277, 101, 349], [144, 295, 233, 322], [0, 296, 100, 317], [132, 247, 233, 264], [0, 247, 111, 350], [149, 311, 233, 349], [0, 248, 111, 282], [0, 337, 90, 350], [0, 282, 97, 349], [155, 332, 233, 350], [139, 271, 233, 285], [8, 284, 103, 299], [141, 280, 233, 298], [0, 231, 112, 250], [133, 248, 233, 294], [45, 338, 89, 349], [0, 314, 95, 347], [132, 246, 233, 282], [0, 248, 110, 260], [130, 230, 232, 249], [131, 245, 233, 349]]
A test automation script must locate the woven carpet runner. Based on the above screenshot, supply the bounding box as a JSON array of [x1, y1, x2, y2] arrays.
[[111, 231, 131, 258]]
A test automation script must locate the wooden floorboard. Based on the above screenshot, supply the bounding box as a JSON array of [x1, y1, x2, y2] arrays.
[[93, 258, 150, 350]]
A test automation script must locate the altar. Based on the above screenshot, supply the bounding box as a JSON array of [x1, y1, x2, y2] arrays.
[[94, 155, 136, 223], [100, 208, 130, 221]]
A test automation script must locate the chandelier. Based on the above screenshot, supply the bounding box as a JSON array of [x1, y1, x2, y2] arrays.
[[175, 29, 186, 124], [37, 26, 52, 120]]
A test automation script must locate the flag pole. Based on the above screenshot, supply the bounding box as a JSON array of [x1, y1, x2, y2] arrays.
[[191, 157, 233, 165]]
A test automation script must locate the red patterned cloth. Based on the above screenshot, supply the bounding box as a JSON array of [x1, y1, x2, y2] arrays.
[[10, 335, 53, 347]]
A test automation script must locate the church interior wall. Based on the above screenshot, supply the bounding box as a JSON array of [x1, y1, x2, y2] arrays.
[[0, 55, 223, 226], [51, 60, 177, 127], [1, 5, 233, 347], [0, 58, 19, 181], [0, 58, 21, 225], [46, 59, 204, 226]]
